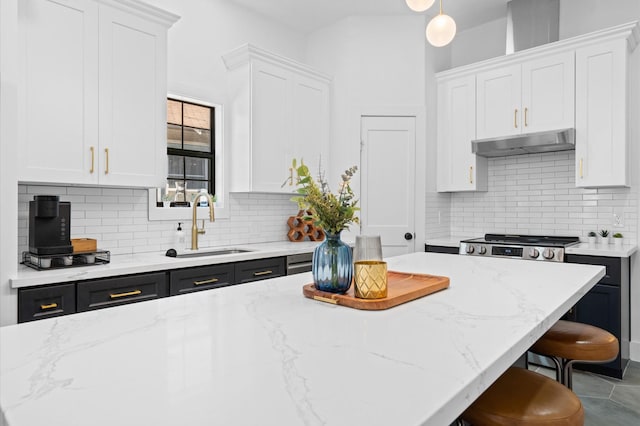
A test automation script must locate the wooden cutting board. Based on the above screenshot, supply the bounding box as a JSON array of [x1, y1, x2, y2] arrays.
[[302, 270, 450, 310]]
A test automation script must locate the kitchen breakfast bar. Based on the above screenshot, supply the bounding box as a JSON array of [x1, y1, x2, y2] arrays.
[[0, 252, 604, 426]]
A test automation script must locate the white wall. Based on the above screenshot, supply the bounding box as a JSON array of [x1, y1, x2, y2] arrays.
[[559, 0, 640, 39], [449, 17, 508, 69], [0, 0, 19, 327], [447, 0, 640, 70], [305, 15, 429, 246], [146, 0, 306, 102]]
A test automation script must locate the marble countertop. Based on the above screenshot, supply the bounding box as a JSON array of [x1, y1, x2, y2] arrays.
[[0, 252, 605, 426], [425, 236, 637, 258], [565, 242, 638, 257], [11, 241, 322, 289]]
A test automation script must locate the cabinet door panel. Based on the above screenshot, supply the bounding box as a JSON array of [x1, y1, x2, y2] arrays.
[[575, 40, 627, 187], [169, 264, 235, 295], [235, 257, 285, 284], [575, 284, 620, 337], [476, 65, 521, 139], [292, 74, 330, 183], [565, 254, 621, 286], [521, 52, 575, 133], [251, 61, 292, 192], [98, 5, 167, 187], [77, 272, 167, 312], [18, 283, 76, 323], [18, 0, 98, 184], [437, 75, 486, 192]]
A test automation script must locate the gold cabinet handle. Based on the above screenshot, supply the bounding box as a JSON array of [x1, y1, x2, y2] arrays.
[[514, 109, 518, 128], [40, 303, 58, 310], [104, 148, 109, 174], [253, 270, 273, 277], [193, 278, 219, 286], [579, 158, 583, 178], [524, 107, 528, 127], [469, 166, 473, 184], [90, 146, 95, 174], [109, 289, 141, 299]]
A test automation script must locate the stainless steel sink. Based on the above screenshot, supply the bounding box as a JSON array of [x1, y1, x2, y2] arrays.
[[170, 248, 253, 258]]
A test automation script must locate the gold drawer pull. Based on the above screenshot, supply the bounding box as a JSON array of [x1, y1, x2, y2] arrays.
[[90, 146, 95, 174], [40, 303, 58, 310], [194, 278, 219, 286], [524, 107, 528, 127], [105, 148, 109, 174], [514, 109, 518, 128], [579, 158, 584, 178], [109, 290, 141, 299], [253, 270, 273, 277]]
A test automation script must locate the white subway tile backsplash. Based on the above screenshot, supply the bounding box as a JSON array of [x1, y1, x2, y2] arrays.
[[18, 184, 299, 256], [446, 151, 637, 243]]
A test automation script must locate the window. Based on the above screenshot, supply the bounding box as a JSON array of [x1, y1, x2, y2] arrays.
[[166, 98, 214, 203]]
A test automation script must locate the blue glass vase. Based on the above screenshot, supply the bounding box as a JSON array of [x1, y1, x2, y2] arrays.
[[312, 231, 353, 294]]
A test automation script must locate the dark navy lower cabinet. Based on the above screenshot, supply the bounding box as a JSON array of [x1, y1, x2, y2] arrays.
[[565, 254, 629, 379], [18, 283, 76, 323], [77, 272, 168, 312], [169, 263, 235, 295], [425, 244, 459, 254], [235, 257, 286, 284]]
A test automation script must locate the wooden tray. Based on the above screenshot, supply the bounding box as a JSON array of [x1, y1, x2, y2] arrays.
[[303, 271, 450, 310]]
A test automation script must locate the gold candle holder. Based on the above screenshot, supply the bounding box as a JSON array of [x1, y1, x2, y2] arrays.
[[354, 260, 388, 299]]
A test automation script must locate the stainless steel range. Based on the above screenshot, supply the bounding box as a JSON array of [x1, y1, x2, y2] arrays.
[[459, 234, 580, 262]]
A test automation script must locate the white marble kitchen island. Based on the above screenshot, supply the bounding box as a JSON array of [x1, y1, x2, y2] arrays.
[[0, 253, 604, 426]]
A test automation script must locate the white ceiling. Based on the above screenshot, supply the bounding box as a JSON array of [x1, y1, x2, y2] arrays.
[[228, 0, 511, 33]]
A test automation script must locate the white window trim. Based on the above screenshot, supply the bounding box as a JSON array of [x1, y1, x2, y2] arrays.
[[148, 95, 229, 221]]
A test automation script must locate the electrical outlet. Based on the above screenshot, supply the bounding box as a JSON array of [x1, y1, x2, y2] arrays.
[[613, 213, 624, 228]]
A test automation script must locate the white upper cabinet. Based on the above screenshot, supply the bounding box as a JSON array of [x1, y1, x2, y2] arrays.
[[575, 39, 629, 187], [223, 44, 331, 193], [17, 0, 178, 187], [437, 21, 638, 191], [476, 65, 521, 139], [437, 75, 487, 192], [476, 51, 574, 140]]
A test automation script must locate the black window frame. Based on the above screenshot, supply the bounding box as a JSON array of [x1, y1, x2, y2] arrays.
[[166, 98, 215, 196]]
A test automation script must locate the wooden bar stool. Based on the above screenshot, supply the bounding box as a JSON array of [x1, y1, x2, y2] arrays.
[[530, 320, 619, 389], [461, 367, 584, 426]]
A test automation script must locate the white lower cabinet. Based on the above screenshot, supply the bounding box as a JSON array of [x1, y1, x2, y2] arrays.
[[223, 44, 331, 193], [17, 0, 178, 187], [575, 39, 629, 187], [437, 75, 487, 192]]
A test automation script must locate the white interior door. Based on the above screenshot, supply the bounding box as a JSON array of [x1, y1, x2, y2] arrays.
[[360, 116, 416, 257]]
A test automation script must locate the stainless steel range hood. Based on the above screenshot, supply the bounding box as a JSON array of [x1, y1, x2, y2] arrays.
[[472, 129, 575, 158]]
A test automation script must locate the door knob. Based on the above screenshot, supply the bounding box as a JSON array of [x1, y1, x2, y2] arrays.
[[404, 233, 413, 241]]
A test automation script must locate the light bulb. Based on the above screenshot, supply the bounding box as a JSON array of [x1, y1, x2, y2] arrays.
[[426, 13, 457, 47], [405, 0, 435, 12]]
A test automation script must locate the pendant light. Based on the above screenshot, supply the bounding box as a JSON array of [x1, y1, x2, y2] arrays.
[[426, 0, 457, 47], [405, 0, 435, 12]]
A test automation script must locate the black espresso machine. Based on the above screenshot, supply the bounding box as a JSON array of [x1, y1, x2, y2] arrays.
[[28, 195, 73, 255]]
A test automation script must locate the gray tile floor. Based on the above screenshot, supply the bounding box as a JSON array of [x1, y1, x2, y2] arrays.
[[531, 361, 640, 425]]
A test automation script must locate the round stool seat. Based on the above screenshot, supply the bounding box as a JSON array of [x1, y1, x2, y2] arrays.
[[462, 367, 584, 426], [531, 320, 618, 362]]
